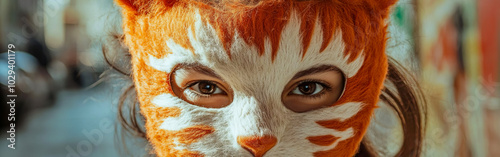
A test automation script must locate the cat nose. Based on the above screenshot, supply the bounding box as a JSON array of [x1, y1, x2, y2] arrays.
[[237, 135, 277, 157]]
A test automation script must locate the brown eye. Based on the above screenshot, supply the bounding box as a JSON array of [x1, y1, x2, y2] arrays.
[[171, 65, 232, 108], [282, 66, 345, 113], [298, 82, 315, 95], [291, 82, 325, 95], [199, 81, 216, 94], [190, 81, 225, 95]]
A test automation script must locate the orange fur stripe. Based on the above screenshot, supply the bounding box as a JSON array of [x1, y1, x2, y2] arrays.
[[175, 126, 216, 144], [307, 135, 341, 146], [312, 106, 374, 157], [149, 127, 214, 157]]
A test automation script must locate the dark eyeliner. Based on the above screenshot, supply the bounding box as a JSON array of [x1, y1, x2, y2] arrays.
[[288, 79, 333, 96], [298, 79, 333, 90], [184, 80, 227, 96], [184, 80, 215, 89]]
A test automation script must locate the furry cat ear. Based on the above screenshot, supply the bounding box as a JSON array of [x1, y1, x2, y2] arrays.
[[115, 0, 177, 15], [367, 0, 398, 11], [337, 0, 398, 16]]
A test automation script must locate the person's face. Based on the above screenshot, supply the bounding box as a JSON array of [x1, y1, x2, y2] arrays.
[[121, 1, 391, 156]]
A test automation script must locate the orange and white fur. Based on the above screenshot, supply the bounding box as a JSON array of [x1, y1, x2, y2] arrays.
[[116, 0, 398, 156]]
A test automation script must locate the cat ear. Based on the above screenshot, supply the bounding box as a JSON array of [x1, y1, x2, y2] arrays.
[[115, 0, 177, 15], [369, 0, 399, 13], [338, 0, 398, 16]]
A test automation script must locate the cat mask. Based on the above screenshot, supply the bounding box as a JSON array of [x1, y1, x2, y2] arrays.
[[116, 0, 396, 156]]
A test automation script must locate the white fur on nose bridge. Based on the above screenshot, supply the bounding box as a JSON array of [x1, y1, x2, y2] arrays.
[[227, 95, 285, 137]]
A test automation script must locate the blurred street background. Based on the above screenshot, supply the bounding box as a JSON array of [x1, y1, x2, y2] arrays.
[[0, 0, 499, 156]]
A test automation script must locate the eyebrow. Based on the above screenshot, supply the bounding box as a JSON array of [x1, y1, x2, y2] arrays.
[[291, 65, 342, 80], [177, 64, 223, 80]]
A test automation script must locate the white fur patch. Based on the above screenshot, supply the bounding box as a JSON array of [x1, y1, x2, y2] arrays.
[[306, 102, 365, 122], [159, 117, 192, 131], [148, 39, 195, 73]]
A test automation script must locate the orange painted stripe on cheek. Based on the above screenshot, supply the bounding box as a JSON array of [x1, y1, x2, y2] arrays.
[[310, 104, 375, 156], [144, 107, 215, 156], [175, 125, 216, 144], [147, 107, 182, 128], [149, 126, 214, 156], [178, 150, 205, 157], [307, 135, 341, 146], [313, 139, 359, 157]]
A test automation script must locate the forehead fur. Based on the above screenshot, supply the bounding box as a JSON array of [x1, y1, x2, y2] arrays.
[[118, 0, 396, 61]]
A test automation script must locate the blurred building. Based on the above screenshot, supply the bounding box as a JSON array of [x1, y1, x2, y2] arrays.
[[416, 0, 500, 156]]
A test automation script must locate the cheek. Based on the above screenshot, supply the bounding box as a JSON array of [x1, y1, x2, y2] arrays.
[[141, 93, 221, 156], [270, 102, 369, 156]]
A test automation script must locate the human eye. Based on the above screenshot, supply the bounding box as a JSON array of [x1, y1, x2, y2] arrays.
[[186, 80, 226, 96], [290, 80, 330, 97], [282, 66, 345, 112], [171, 65, 233, 108]]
